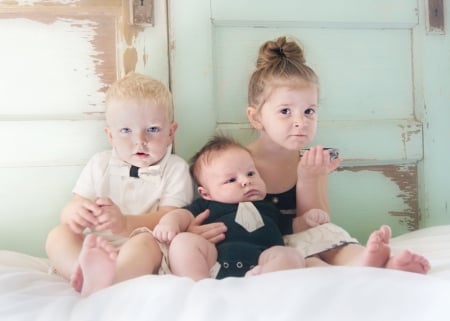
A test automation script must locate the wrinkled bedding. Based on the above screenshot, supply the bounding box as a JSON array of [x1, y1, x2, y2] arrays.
[[1, 225, 450, 321]]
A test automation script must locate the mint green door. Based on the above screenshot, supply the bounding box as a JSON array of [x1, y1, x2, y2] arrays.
[[169, 0, 450, 242]]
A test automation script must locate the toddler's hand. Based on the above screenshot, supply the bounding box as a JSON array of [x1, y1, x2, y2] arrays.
[[94, 197, 126, 234], [65, 198, 101, 234]]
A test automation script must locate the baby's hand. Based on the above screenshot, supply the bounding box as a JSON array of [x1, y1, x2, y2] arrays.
[[298, 145, 340, 179], [302, 209, 330, 227], [153, 223, 180, 244], [94, 197, 126, 234]]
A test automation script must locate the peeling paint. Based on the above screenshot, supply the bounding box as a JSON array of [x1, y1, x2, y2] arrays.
[[123, 47, 138, 74], [340, 164, 419, 231]]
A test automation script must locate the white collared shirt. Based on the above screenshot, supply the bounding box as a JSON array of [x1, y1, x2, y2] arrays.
[[73, 145, 193, 215]]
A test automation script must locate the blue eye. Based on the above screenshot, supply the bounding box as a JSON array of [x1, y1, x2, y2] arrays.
[[247, 171, 255, 177], [226, 177, 237, 184], [119, 128, 131, 134], [147, 127, 160, 133]]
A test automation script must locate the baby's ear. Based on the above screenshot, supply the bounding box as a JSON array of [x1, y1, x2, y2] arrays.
[[247, 106, 263, 130], [197, 186, 211, 200]]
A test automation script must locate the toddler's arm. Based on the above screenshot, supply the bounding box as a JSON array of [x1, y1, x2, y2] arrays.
[[153, 208, 194, 243]]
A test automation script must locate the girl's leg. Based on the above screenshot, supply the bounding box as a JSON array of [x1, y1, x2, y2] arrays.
[[246, 246, 305, 276], [169, 232, 217, 281]]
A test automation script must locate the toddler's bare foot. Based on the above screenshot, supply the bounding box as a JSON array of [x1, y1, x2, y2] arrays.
[[360, 225, 391, 267], [70, 264, 83, 292], [386, 250, 430, 274], [77, 234, 117, 297]]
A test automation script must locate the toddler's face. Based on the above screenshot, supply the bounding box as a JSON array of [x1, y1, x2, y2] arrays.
[[105, 98, 176, 167], [257, 84, 318, 151], [198, 147, 267, 204]]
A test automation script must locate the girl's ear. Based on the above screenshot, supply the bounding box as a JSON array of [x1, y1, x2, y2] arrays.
[[247, 106, 263, 130], [197, 186, 212, 200]]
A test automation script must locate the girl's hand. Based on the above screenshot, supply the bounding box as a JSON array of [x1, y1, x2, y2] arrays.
[[298, 145, 340, 180], [94, 197, 126, 234], [187, 209, 227, 243]]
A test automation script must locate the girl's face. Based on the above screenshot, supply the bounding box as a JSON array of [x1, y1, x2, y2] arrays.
[[105, 98, 177, 168], [249, 84, 319, 151]]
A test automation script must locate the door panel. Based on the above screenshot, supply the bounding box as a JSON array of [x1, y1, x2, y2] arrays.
[[170, 0, 422, 241]]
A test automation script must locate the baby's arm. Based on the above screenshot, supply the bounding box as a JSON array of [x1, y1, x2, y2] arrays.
[[60, 194, 101, 234], [296, 146, 340, 216], [153, 208, 194, 243]]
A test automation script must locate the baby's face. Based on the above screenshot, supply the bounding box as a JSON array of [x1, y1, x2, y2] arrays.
[[105, 98, 176, 167], [198, 147, 267, 204]]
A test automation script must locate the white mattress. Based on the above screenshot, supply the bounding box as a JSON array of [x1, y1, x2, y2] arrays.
[[1, 225, 450, 321]]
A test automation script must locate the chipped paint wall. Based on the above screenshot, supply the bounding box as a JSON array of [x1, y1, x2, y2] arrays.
[[0, 0, 169, 256]]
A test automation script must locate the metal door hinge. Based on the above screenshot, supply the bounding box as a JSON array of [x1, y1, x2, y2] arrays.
[[130, 0, 153, 26]]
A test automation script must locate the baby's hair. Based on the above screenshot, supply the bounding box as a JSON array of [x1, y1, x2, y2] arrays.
[[105, 72, 174, 122], [248, 36, 319, 109], [189, 135, 249, 186]]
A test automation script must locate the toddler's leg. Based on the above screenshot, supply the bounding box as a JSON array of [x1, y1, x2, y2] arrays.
[[169, 232, 217, 281], [114, 232, 163, 282], [246, 246, 305, 276], [45, 224, 84, 280]]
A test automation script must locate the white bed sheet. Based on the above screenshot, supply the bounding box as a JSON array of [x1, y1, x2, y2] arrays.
[[1, 225, 450, 321]]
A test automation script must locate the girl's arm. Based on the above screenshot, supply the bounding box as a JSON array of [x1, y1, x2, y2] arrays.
[[296, 146, 340, 216]]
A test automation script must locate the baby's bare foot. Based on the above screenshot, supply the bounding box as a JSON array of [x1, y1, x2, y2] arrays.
[[245, 265, 262, 277], [78, 234, 117, 297], [386, 250, 430, 274], [360, 225, 391, 267]]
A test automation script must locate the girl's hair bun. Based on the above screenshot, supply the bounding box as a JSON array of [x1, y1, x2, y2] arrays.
[[256, 36, 306, 70]]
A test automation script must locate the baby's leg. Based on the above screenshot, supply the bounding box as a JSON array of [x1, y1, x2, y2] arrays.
[[386, 250, 430, 274], [114, 232, 162, 282], [75, 234, 117, 297], [169, 232, 217, 281], [246, 246, 305, 276]]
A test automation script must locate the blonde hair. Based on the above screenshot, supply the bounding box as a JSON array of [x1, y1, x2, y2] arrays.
[[105, 72, 174, 122], [190, 135, 249, 186], [248, 36, 319, 110]]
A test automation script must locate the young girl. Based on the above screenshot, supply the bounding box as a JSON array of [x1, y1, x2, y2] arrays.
[[244, 36, 429, 272]]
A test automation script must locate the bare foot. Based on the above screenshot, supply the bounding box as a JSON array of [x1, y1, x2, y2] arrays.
[[70, 264, 83, 292], [245, 265, 262, 277], [360, 225, 391, 267], [74, 234, 118, 297], [386, 249, 430, 274]]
